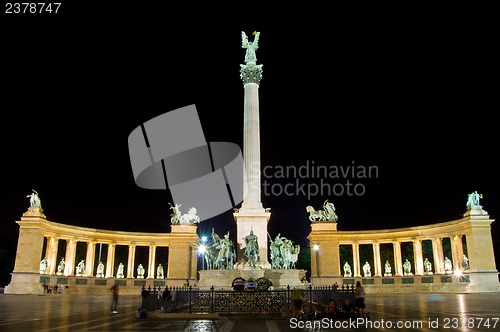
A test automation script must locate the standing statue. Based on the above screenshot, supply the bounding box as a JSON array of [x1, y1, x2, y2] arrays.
[[169, 203, 181, 224], [96, 261, 105, 277], [215, 232, 236, 270], [323, 200, 339, 221], [57, 258, 65, 275], [403, 259, 413, 276], [242, 230, 259, 268], [241, 31, 260, 64], [26, 189, 42, 209], [462, 255, 470, 270], [466, 191, 482, 209], [424, 258, 433, 274], [444, 257, 453, 274], [40, 257, 48, 274], [363, 261, 371, 277], [343, 262, 352, 277], [75, 260, 85, 276], [384, 260, 392, 276], [137, 264, 145, 278], [157, 264, 164, 279], [116, 263, 125, 278]]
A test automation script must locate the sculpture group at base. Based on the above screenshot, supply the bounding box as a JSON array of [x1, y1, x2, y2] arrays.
[[269, 234, 300, 269]]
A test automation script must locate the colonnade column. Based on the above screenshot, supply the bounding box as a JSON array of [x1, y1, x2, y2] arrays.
[[373, 243, 382, 277], [432, 237, 444, 274], [47, 237, 59, 275], [352, 243, 361, 277], [413, 240, 424, 275], [64, 239, 77, 276], [393, 241, 403, 276], [85, 242, 95, 277], [452, 235, 463, 270], [147, 245, 156, 279], [105, 243, 116, 278], [127, 245, 136, 278]]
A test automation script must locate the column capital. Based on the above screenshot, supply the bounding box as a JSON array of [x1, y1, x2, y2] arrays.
[[240, 64, 263, 85]]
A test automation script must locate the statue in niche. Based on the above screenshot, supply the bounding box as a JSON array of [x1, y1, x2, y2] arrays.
[[243, 230, 259, 268], [462, 255, 470, 270], [57, 258, 65, 275], [116, 263, 125, 278], [26, 189, 42, 209], [157, 264, 164, 279], [343, 262, 352, 277], [466, 191, 483, 209], [241, 31, 260, 64], [137, 264, 145, 278], [40, 257, 48, 274], [403, 259, 413, 276], [424, 258, 433, 275], [96, 261, 105, 277], [363, 261, 371, 277], [384, 260, 392, 277], [75, 260, 85, 276], [444, 257, 453, 274]]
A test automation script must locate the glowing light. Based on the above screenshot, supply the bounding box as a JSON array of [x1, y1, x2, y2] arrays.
[[454, 269, 463, 277], [198, 244, 207, 254], [201, 236, 207, 243], [313, 244, 320, 251]]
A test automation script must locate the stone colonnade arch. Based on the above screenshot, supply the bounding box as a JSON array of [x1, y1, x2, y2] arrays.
[[5, 208, 199, 294]]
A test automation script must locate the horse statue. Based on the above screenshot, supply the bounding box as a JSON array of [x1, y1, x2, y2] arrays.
[[306, 205, 327, 221], [179, 207, 201, 224]]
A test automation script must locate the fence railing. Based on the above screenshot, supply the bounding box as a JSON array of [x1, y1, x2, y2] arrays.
[[140, 284, 356, 315]]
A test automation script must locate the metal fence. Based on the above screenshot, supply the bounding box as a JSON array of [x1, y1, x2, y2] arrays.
[[140, 284, 356, 316]]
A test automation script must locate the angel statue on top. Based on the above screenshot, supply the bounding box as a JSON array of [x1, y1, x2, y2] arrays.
[[241, 31, 260, 65]]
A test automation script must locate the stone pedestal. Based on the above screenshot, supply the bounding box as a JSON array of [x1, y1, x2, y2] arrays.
[[198, 268, 306, 289], [167, 224, 199, 286], [233, 210, 271, 267]]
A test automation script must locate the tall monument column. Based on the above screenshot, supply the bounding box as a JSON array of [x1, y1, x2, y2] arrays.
[[233, 31, 271, 268]]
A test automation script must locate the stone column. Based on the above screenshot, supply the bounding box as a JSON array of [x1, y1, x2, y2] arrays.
[[352, 243, 361, 277], [105, 243, 115, 278], [85, 242, 95, 277], [413, 240, 424, 275], [234, 57, 271, 266], [190, 244, 197, 280], [393, 241, 403, 276], [147, 245, 156, 279], [64, 239, 77, 276], [373, 243, 382, 277], [432, 237, 444, 274], [47, 236, 59, 275], [127, 244, 136, 278], [451, 234, 463, 270]]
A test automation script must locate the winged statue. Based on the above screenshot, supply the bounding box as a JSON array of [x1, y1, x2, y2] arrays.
[[241, 31, 260, 64]]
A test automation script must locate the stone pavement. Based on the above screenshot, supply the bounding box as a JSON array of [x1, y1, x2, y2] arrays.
[[0, 292, 499, 331]]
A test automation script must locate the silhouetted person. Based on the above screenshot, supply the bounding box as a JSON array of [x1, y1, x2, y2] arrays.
[[110, 282, 119, 313]]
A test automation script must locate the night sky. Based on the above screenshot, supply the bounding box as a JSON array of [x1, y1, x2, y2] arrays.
[[1, 6, 498, 278]]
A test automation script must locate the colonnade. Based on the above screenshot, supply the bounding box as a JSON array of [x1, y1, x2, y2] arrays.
[[5, 208, 199, 294], [43, 237, 169, 279], [308, 207, 500, 292]]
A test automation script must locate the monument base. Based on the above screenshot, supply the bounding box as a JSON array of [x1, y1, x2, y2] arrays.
[[198, 269, 307, 289], [466, 271, 500, 292], [4, 272, 44, 295]]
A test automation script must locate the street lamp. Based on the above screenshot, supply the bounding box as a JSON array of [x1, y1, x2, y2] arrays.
[[198, 244, 207, 270], [313, 243, 320, 278]]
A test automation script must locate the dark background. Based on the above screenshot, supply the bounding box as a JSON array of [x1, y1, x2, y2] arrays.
[[1, 4, 498, 285]]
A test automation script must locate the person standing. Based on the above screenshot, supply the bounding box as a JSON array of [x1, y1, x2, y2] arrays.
[[110, 282, 119, 313], [355, 281, 366, 318]]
